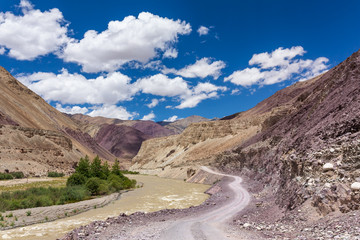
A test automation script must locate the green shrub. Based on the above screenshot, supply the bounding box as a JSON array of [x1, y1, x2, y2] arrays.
[[85, 177, 102, 195], [108, 174, 123, 191], [0, 156, 136, 212], [10, 172, 24, 179], [58, 186, 89, 204], [98, 182, 110, 195], [0, 173, 13, 180], [47, 172, 65, 178], [66, 173, 86, 186]]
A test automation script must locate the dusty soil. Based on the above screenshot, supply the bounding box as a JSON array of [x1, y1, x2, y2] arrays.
[[0, 193, 120, 230]]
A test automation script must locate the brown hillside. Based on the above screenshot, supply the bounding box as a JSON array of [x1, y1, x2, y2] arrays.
[[0, 67, 116, 176], [71, 114, 175, 160]]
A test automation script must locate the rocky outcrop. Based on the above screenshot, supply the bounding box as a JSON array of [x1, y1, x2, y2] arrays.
[[214, 49, 360, 215]]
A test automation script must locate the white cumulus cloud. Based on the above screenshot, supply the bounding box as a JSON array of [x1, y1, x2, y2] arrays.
[[141, 112, 155, 121], [19, 0, 34, 10], [135, 74, 190, 97], [55, 103, 89, 115], [0, 1, 70, 60], [164, 115, 178, 122], [249, 46, 306, 69], [62, 12, 191, 73], [163, 48, 178, 59], [135, 74, 227, 109], [225, 46, 329, 87], [88, 105, 134, 120], [197, 26, 209, 36], [176, 82, 227, 109], [147, 99, 159, 108], [17, 69, 137, 105], [163, 57, 226, 79]]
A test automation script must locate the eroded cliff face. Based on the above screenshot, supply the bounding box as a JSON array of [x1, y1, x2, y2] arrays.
[[131, 50, 360, 217], [215, 49, 360, 216], [0, 125, 81, 175]]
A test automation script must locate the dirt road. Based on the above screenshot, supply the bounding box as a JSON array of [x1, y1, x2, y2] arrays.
[[159, 166, 251, 240]]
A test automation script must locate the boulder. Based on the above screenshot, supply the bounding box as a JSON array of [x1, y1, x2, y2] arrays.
[[350, 182, 360, 191], [323, 163, 334, 171]]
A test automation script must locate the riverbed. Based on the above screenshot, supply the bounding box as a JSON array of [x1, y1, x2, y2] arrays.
[[0, 175, 210, 240]]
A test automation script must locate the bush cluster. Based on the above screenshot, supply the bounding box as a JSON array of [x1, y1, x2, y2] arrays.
[[67, 156, 136, 196], [47, 172, 65, 178], [0, 186, 89, 212], [0, 172, 24, 180], [0, 156, 136, 212], [120, 170, 139, 175]]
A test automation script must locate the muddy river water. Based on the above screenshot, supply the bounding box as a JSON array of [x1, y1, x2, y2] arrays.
[[0, 175, 210, 240]]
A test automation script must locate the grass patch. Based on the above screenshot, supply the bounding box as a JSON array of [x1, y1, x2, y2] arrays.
[[0, 178, 67, 193], [120, 170, 139, 175], [0, 186, 91, 212]]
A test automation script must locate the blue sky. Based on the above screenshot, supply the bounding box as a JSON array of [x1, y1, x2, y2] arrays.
[[0, 0, 359, 122]]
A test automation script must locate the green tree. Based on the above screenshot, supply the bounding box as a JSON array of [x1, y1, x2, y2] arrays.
[[102, 161, 110, 179], [111, 159, 121, 176], [66, 173, 86, 186], [90, 156, 103, 178], [76, 156, 90, 178]]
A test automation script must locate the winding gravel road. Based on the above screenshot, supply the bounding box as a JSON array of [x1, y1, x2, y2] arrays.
[[159, 166, 251, 240]]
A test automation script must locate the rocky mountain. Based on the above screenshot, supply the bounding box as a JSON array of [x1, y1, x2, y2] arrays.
[[130, 49, 360, 216], [157, 115, 209, 134], [0, 67, 117, 176], [70, 114, 176, 161]]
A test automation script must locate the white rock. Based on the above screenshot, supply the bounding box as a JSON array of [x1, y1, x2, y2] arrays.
[[350, 182, 360, 191], [324, 183, 331, 188], [323, 163, 334, 171], [243, 223, 251, 228], [330, 148, 335, 153]]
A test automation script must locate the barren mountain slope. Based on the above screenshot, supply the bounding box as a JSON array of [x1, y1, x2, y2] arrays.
[[130, 78, 317, 179], [0, 67, 116, 175], [215, 49, 360, 215], [71, 114, 175, 160], [158, 115, 209, 134], [131, 49, 359, 217]]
